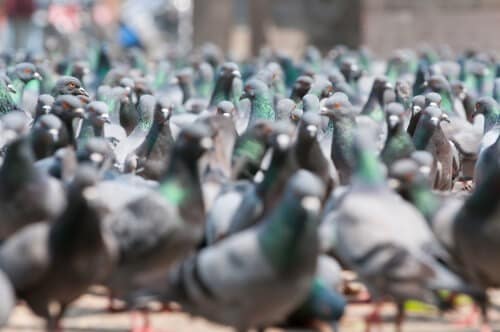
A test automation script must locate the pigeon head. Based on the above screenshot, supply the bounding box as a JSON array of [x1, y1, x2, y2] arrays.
[[1, 112, 30, 143], [298, 111, 322, 140], [302, 94, 320, 113], [175, 67, 194, 85], [388, 158, 422, 195], [287, 170, 325, 210], [51, 95, 85, 121], [216, 101, 236, 119], [175, 123, 214, 159], [13, 62, 42, 83], [153, 99, 173, 124], [310, 76, 334, 99], [86, 101, 110, 127], [219, 62, 241, 80], [119, 77, 135, 96], [474, 96, 499, 118], [53, 76, 89, 97], [268, 121, 294, 152], [423, 105, 449, 127], [425, 92, 442, 108], [371, 76, 393, 103], [276, 98, 296, 121], [35, 94, 55, 117], [425, 74, 450, 93], [134, 77, 152, 96], [451, 80, 467, 100], [240, 78, 269, 100], [410, 150, 434, 177], [411, 95, 426, 115], [290, 108, 303, 124], [77, 137, 114, 170], [340, 58, 362, 82], [292, 75, 313, 97], [385, 102, 405, 131], [320, 92, 352, 119], [34, 114, 63, 143], [70, 61, 90, 81]]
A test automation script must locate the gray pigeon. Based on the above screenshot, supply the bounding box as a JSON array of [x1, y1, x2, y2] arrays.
[[163, 170, 325, 331]]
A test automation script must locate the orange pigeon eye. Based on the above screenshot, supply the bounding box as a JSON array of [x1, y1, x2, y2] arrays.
[[67, 83, 75, 89], [24, 68, 31, 74]]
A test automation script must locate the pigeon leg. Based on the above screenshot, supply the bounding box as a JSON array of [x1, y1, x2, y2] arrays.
[[364, 301, 383, 332], [131, 310, 155, 332], [395, 302, 405, 332]]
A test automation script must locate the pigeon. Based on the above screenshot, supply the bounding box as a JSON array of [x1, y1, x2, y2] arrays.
[[324, 130, 471, 331], [31, 114, 64, 160], [51, 76, 89, 98], [102, 123, 213, 309], [77, 101, 111, 146], [381, 102, 415, 166], [0, 136, 66, 240], [240, 78, 276, 127], [8, 62, 42, 105], [49, 95, 85, 148], [319, 92, 356, 185], [163, 170, 325, 331], [209, 62, 242, 108], [0, 166, 116, 330]]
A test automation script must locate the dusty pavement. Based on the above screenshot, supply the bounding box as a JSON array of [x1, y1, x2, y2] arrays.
[[4, 292, 500, 332]]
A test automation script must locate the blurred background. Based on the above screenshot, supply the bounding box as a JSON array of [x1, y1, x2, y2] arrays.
[[1, 0, 499, 59]]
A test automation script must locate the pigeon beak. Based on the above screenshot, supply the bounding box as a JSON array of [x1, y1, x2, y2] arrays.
[[79, 87, 89, 97], [388, 114, 399, 129], [319, 107, 330, 116], [430, 116, 439, 126], [305, 124, 318, 137], [200, 137, 214, 151], [170, 77, 179, 85], [74, 107, 85, 119], [222, 112, 231, 118], [232, 70, 241, 78], [47, 128, 59, 141], [419, 165, 431, 176], [89, 152, 104, 164], [300, 196, 321, 213], [161, 107, 170, 119], [275, 133, 291, 150], [33, 72, 42, 80], [388, 178, 401, 190], [100, 113, 111, 124], [7, 84, 16, 93], [412, 105, 421, 114], [42, 104, 52, 113], [124, 86, 132, 95]]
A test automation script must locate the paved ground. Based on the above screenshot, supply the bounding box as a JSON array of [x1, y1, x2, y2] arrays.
[[5, 292, 500, 332]]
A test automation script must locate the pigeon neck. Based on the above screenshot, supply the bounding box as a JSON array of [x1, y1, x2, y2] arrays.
[[49, 187, 104, 260], [0, 82, 16, 115], [258, 194, 318, 272], [249, 93, 275, 126], [159, 154, 204, 224], [179, 81, 194, 104], [439, 90, 454, 115], [11, 78, 25, 104], [138, 114, 154, 133], [0, 138, 39, 195], [79, 119, 94, 140], [330, 116, 356, 172], [210, 76, 232, 106], [412, 118, 436, 150], [325, 118, 334, 136], [256, 147, 290, 196], [231, 135, 267, 179], [145, 120, 173, 158], [483, 106, 500, 133], [353, 149, 384, 188], [410, 179, 439, 222]]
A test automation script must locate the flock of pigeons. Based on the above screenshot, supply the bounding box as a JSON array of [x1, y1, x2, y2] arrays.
[[0, 43, 498, 332]]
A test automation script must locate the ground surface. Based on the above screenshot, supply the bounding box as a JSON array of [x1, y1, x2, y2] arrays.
[[5, 292, 500, 332]]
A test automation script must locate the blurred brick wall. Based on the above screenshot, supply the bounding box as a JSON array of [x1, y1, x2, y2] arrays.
[[363, 0, 500, 56]]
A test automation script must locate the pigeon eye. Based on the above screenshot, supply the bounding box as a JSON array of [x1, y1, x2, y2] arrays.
[[68, 83, 76, 89], [23, 68, 32, 74]]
